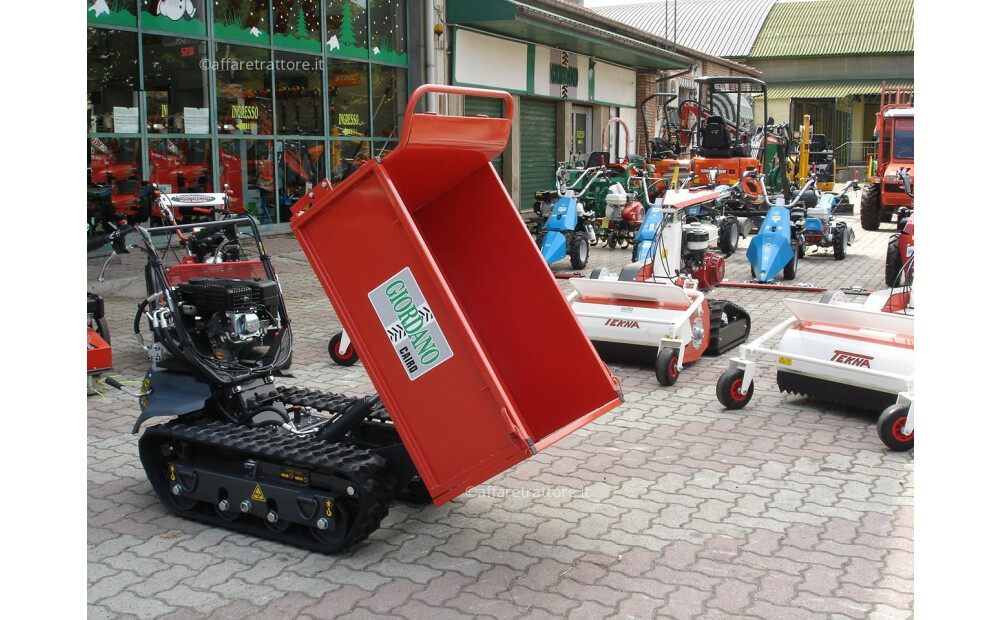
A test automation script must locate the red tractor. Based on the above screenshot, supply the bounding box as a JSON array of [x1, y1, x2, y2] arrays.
[[860, 83, 914, 231]]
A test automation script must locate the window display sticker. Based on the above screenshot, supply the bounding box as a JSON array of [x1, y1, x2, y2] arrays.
[[113, 107, 139, 133], [184, 107, 209, 134], [368, 267, 453, 380]]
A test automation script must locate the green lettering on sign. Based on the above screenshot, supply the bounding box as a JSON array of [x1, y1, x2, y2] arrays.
[[549, 64, 579, 87]]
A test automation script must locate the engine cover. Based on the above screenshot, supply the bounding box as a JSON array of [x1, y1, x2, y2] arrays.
[[692, 252, 725, 290]]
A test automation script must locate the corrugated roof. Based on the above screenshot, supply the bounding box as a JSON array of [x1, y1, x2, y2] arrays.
[[762, 78, 914, 99], [591, 0, 779, 58], [750, 0, 914, 57]]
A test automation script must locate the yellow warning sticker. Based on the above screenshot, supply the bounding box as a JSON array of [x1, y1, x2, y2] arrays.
[[325, 499, 334, 517], [251, 485, 267, 501], [778, 356, 792, 366]]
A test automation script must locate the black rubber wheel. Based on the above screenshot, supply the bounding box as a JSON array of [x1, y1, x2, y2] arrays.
[[832, 224, 847, 261], [716, 368, 754, 409], [783, 244, 798, 280], [860, 184, 882, 231], [876, 403, 912, 451], [569, 231, 589, 270], [796, 234, 806, 258], [94, 317, 111, 343], [328, 332, 359, 366], [885, 235, 903, 287], [654, 348, 681, 386], [607, 232, 618, 249], [718, 216, 739, 256], [631, 243, 639, 262]]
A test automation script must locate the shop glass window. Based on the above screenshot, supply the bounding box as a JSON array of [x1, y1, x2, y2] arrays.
[[220, 138, 276, 219], [143, 35, 210, 133], [274, 51, 325, 135], [148, 137, 214, 195], [326, 0, 368, 59], [87, 0, 138, 27], [275, 139, 327, 220], [89, 138, 147, 230], [369, 0, 407, 63], [88, 28, 140, 133], [371, 65, 405, 141], [215, 43, 273, 135], [328, 60, 369, 138], [141, 0, 207, 37], [214, 0, 270, 44], [330, 138, 369, 185], [273, 0, 321, 52]]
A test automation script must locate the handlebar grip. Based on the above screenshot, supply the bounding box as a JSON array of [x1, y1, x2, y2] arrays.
[[103, 377, 124, 390], [88, 235, 111, 251]]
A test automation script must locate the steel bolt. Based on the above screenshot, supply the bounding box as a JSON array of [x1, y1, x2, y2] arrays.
[[171, 484, 183, 496], [218, 500, 230, 512], [346, 486, 356, 496], [316, 518, 329, 530], [266, 510, 279, 523], [240, 500, 252, 513]]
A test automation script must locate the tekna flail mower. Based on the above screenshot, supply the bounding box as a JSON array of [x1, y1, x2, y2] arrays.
[[568, 187, 751, 386], [94, 85, 623, 553], [716, 280, 914, 451]]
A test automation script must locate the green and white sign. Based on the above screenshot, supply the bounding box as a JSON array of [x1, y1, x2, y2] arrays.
[[369, 267, 453, 380]]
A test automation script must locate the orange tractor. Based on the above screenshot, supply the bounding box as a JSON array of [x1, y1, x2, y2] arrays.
[[860, 83, 914, 231]]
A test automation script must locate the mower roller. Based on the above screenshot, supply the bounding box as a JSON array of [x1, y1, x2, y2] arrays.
[[567, 188, 751, 386], [97, 85, 623, 553], [716, 282, 914, 451]]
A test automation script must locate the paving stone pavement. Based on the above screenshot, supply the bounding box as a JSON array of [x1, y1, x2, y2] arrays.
[[87, 187, 914, 619]]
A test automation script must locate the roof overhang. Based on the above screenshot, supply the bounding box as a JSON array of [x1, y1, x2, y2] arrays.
[[446, 0, 689, 71], [762, 79, 914, 100]]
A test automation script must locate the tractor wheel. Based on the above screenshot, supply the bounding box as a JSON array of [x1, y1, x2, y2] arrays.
[[885, 235, 903, 287], [654, 348, 681, 386], [569, 231, 589, 270], [833, 224, 847, 261], [860, 184, 882, 231], [718, 216, 739, 256], [783, 244, 798, 280], [631, 243, 639, 262], [716, 368, 754, 409], [877, 403, 913, 451], [328, 332, 359, 366], [607, 233, 618, 250], [796, 234, 806, 258]]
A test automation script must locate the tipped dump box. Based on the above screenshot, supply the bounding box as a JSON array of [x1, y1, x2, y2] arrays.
[[290, 85, 623, 504]]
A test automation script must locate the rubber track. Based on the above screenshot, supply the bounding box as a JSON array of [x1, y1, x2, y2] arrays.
[[277, 386, 393, 425], [706, 300, 752, 356], [139, 416, 395, 553], [276, 385, 360, 415]]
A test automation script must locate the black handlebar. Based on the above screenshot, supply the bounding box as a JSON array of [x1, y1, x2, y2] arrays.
[[103, 377, 124, 390], [88, 235, 111, 251]]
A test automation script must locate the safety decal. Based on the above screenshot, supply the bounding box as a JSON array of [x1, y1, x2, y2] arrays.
[[251, 485, 267, 502]]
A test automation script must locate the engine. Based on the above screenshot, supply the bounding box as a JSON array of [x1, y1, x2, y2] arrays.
[[681, 227, 725, 290], [175, 278, 282, 361]]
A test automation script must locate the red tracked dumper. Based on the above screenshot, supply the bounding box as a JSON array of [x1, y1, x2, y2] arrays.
[[102, 86, 622, 553]]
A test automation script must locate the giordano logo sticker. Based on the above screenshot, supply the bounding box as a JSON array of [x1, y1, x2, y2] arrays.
[[368, 267, 453, 380]]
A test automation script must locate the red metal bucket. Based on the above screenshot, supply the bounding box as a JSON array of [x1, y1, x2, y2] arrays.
[[291, 85, 622, 504]]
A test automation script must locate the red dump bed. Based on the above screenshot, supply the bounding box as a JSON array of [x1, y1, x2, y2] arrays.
[[290, 85, 622, 504]]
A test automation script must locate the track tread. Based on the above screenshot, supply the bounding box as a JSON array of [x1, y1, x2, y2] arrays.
[[139, 412, 395, 553], [706, 300, 752, 356]]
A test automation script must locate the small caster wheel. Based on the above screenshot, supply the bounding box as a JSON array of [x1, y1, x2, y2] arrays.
[[655, 348, 680, 386], [877, 403, 912, 451], [716, 368, 754, 409], [328, 332, 359, 366]]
